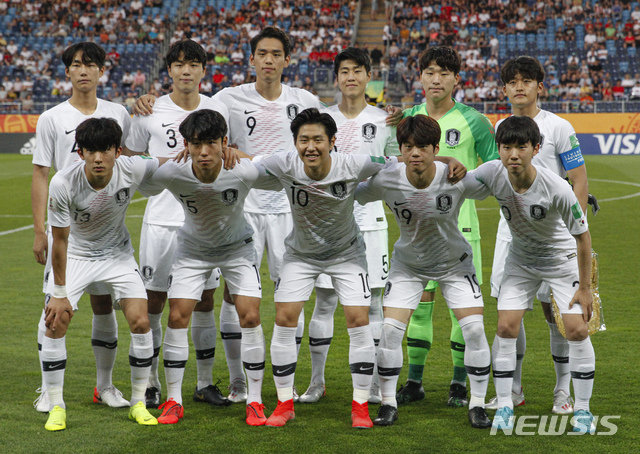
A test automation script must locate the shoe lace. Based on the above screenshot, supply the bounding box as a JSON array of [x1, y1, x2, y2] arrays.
[[33, 387, 47, 407]]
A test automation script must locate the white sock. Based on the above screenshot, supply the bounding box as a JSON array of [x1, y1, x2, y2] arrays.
[[37, 309, 47, 390], [347, 324, 375, 404], [295, 310, 304, 356], [548, 320, 571, 395], [192, 310, 216, 390], [163, 327, 188, 405], [568, 337, 595, 412], [308, 287, 338, 385], [369, 289, 384, 392], [129, 331, 153, 406], [459, 314, 490, 408], [42, 336, 66, 409], [220, 300, 244, 384], [92, 311, 118, 391], [492, 335, 517, 410], [271, 324, 297, 399], [242, 325, 265, 404], [377, 318, 406, 408], [513, 318, 526, 393], [148, 313, 163, 389]]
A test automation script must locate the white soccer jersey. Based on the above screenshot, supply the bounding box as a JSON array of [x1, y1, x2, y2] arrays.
[[473, 160, 588, 267], [47, 156, 159, 260], [213, 83, 321, 214], [142, 158, 281, 260], [356, 161, 491, 272], [258, 151, 397, 260], [125, 94, 230, 227], [33, 99, 131, 172], [327, 104, 399, 231]]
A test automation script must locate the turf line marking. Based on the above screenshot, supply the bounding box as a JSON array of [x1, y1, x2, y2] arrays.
[[0, 225, 33, 236]]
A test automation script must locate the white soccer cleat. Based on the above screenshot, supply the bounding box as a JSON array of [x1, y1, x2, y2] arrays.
[[485, 388, 525, 410], [552, 390, 574, 415], [34, 387, 51, 413], [299, 383, 326, 403], [227, 378, 248, 403], [368, 383, 382, 404], [94, 385, 130, 407]]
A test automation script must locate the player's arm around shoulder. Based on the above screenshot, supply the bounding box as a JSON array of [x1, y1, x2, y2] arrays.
[[355, 170, 386, 205], [251, 156, 285, 191], [459, 169, 492, 201], [136, 157, 174, 197]]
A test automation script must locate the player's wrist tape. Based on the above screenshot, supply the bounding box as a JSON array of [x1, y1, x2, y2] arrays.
[[53, 285, 67, 298]]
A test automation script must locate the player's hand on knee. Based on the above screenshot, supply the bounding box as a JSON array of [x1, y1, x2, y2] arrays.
[[132, 94, 156, 116], [33, 232, 48, 265], [45, 297, 74, 332], [569, 288, 593, 323]]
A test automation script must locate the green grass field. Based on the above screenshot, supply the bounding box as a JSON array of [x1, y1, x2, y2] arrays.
[[1, 154, 638, 453]]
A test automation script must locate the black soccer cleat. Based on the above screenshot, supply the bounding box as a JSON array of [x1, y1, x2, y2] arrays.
[[145, 387, 161, 409], [447, 383, 468, 407], [193, 384, 232, 407], [468, 406, 492, 429], [373, 404, 399, 426], [396, 380, 425, 405]]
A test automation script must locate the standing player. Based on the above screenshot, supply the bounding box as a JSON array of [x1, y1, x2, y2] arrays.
[[298, 47, 399, 404], [140, 110, 280, 425], [398, 46, 499, 407], [485, 56, 589, 415], [43, 118, 161, 430], [124, 40, 230, 409], [472, 116, 595, 433], [31, 42, 131, 413], [355, 114, 493, 429]]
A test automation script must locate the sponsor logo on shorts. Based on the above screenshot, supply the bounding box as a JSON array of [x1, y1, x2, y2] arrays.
[[362, 123, 377, 140], [530, 204, 546, 220], [221, 189, 238, 205], [445, 128, 461, 147], [331, 181, 348, 199], [115, 188, 130, 205], [286, 104, 299, 120], [501, 205, 512, 221], [436, 194, 452, 212]]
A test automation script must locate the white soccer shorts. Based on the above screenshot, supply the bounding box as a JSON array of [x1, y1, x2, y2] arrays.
[[245, 212, 292, 282]]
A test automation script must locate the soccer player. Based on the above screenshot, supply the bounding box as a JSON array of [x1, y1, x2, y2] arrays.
[[140, 109, 279, 425], [485, 56, 589, 415], [472, 116, 595, 433], [398, 46, 499, 407], [43, 118, 161, 431], [123, 40, 230, 409], [299, 47, 399, 404], [31, 42, 131, 413], [355, 114, 493, 429]]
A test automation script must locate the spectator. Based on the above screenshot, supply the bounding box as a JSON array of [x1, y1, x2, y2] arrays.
[[132, 69, 146, 89], [613, 79, 626, 99], [630, 81, 640, 100], [121, 71, 134, 90]]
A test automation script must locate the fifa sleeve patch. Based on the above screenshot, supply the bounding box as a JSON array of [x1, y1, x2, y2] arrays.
[[571, 202, 583, 220], [48, 197, 60, 212], [369, 156, 389, 164], [560, 147, 585, 171]]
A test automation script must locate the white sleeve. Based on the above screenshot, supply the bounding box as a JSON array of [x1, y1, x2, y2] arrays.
[[33, 113, 56, 167], [355, 173, 385, 205], [120, 108, 132, 146], [47, 176, 71, 228], [461, 171, 492, 200], [356, 155, 398, 180], [124, 114, 150, 152], [556, 182, 589, 236]]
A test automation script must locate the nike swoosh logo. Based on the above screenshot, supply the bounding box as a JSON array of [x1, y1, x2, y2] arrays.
[[291, 181, 305, 186], [103, 342, 117, 349], [364, 294, 371, 299], [474, 294, 482, 299], [246, 364, 262, 370], [393, 201, 408, 206], [200, 351, 215, 359], [65, 129, 75, 135], [244, 110, 257, 114], [179, 194, 193, 198], [46, 364, 62, 370], [359, 366, 374, 372], [276, 367, 294, 374], [162, 123, 173, 127], [165, 362, 184, 367]]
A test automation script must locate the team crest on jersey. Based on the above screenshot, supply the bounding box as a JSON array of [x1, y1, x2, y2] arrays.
[[445, 128, 461, 147], [501, 205, 512, 221], [141, 266, 153, 281], [362, 123, 377, 140], [115, 188, 130, 205], [530, 205, 546, 220], [436, 194, 452, 212], [286, 104, 299, 120], [221, 189, 238, 205], [331, 182, 348, 199]]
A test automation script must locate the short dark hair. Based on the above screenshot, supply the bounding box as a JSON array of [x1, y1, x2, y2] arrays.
[[179, 109, 228, 142], [333, 47, 371, 75], [166, 39, 207, 69], [500, 56, 545, 84], [75, 118, 122, 152], [495, 115, 540, 146], [250, 26, 291, 58], [396, 114, 441, 148], [62, 42, 106, 69], [419, 46, 461, 74], [290, 108, 337, 142]]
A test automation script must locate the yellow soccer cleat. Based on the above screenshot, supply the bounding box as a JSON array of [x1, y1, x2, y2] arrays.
[[45, 405, 66, 431], [128, 401, 158, 426]]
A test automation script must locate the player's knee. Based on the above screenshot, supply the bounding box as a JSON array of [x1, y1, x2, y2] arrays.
[[167, 306, 192, 329], [129, 316, 150, 334], [496, 319, 519, 338], [461, 320, 484, 345], [239, 310, 261, 328], [565, 323, 588, 341]]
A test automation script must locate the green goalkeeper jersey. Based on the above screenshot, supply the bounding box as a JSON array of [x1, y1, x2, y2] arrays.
[[403, 101, 499, 241]]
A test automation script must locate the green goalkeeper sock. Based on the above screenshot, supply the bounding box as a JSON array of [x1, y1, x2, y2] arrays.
[[406, 301, 434, 383], [449, 308, 467, 386]]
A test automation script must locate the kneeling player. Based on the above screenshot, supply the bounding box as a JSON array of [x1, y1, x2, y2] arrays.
[[142, 110, 280, 425], [43, 118, 162, 430], [472, 116, 595, 433], [355, 115, 493, 428]]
